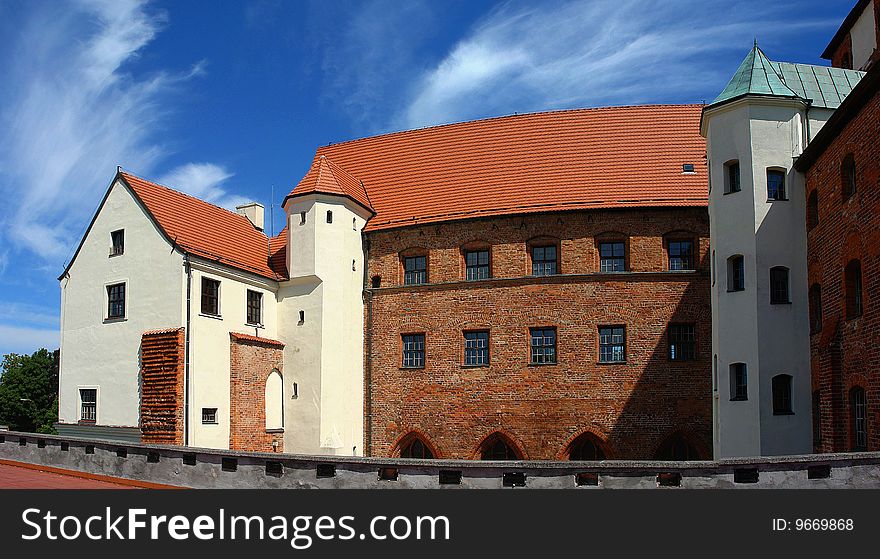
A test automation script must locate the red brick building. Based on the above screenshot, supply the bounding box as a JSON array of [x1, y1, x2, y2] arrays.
[[290, 104, 714, 460], [796, 62, 880, 453]]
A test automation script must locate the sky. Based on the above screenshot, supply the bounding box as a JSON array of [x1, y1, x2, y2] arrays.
[[0, 0, 857, 358]]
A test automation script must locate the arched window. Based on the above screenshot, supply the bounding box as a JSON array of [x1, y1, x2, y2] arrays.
[[478, 433, 522, 460], [566, 433, 607, 460], [727, 255, 745, 292], [265, 370, 283, 430], [807, 190, 819, 230], [724, 160, 740, 194], [842, 154, 856, 200], [845, 260, 863, 319], [767, 168, 787, 201], [399, 435, 434, 459], [772, 374, 793, 415], [729, 363, 747, 401], [769, 266, 790, 304], [654, 433, 703, 461], [809, 284, 822, 333], [851, 387, 867, 451]]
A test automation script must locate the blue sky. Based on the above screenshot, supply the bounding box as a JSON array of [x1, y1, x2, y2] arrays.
[[0, 0, 855, 357]]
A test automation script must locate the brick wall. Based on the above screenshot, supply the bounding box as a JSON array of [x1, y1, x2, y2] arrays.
[[229, 333, 285, 452], [806, 83, 880, 453], [364, 207, 712, 460], [831, 33, 855, 69], [140, 328, 185, 445]]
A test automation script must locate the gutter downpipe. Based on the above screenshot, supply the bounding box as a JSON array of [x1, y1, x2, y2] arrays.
[[362, 237, 373, 457], [184, 252, 193, 446]]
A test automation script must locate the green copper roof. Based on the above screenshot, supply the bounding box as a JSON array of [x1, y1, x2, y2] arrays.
[[710, 43, 865, 109]]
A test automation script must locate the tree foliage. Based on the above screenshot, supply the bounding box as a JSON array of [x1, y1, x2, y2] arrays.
[[0, 349, 59, 433]]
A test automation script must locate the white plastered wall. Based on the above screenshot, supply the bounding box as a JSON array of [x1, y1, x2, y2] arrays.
[[279, 194, 369, 456], [58, 179, 184, 429], [851, 0, 877, 70], [187, 261, 279, 449]]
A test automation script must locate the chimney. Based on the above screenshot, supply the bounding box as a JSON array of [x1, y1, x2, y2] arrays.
[[236, 202, 264, 231]]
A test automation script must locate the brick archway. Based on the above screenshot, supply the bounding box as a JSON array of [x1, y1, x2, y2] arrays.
[[471, 430, 528, 460], [390, 429, 442, 459], [558, 429, 612, 460]]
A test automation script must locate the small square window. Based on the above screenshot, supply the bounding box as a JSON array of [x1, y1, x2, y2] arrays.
[[464, 331, 489, 366], [403, 256, 427, 285], [599, 326, 625, 363], [465, 250, 490, 280], [530, 328, 557, 364], [107, 283, 125, 319], [668, 240, 694, 271], [682, 163, 695, 173], [110, 230, 124, 256], [532, 245, 558, 276], [402, 334, 425, 368], [201, 408, 218, 424], [201, 277, 220, 316], [599, 241, 626, 272]]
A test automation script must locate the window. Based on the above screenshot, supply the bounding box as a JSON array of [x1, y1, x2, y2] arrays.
[[465, 249, 490, 280], [842, 154, 856, 200], [812, 391, 821, 449], [479, 434, 521, 460], [730, 363, 747, 401], [807, 190, 819, 230], [727, 255, 745, 292], [532, 245, 557, 276], [772, 374, 793, 415], [201, 408, 218, 424], [403, 255, 427, 285], [599, 241, 626, 272], [110, 229, 124, 256], [851, 386, 867, 451], [400, 437, 434, 459], [201, 277, 220, 316], [246, 290, 263, 325], [529, 327, 557, 364], [682, 163, 695, 173], [654, 433, 701, 461], [668, 240, 694, 271], [299, 211, 306, 225], [79, 389, 96, 422], [668, 324, 696, 361], [769, 266, 790, 304], [845, 260, 863, 319], [599, 326, 626, 363], [107, 283, 125, 319], [767, 169, 786, 200], [326, 210, 333, 223], [371, 275, 381, 288], [402, 334, 425, 368], [809, 284, 822, 333], [464, 331, 489, 366], [724, 161, 740, 194], [567, 434, 606, 460]]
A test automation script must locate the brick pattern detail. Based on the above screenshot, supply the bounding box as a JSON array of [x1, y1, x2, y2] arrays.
[[140, 328, 185, 445], [229, 334, 284, 452], [831, 33, 855, 70], [365, 208, 712, 460], [806, 82, 880, 453]]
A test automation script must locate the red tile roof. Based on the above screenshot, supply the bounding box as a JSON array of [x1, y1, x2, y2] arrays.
[[286, 105, 708, 231], [121, 172, 288, 281], [288, 155, 373, 212], [229, 331, 285, 347]]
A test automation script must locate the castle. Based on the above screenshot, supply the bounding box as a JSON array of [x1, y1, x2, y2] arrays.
[[56, 1, 880, 460]]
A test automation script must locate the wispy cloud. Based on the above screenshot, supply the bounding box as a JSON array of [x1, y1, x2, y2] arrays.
[[0, 0, 236, 267], [0, 324, 59, 356], [158, 163, 249, 210], [318, 0, 838, 132]]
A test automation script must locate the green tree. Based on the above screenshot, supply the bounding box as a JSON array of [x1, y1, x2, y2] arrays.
[[0, 349, 59, 433]]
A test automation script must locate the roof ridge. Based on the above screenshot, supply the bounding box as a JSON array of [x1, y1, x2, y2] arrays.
[[119, 169, 269, 239], [322, 156, 373, 209], [315, 103, 704, 151]]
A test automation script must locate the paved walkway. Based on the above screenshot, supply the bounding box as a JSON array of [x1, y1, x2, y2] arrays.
[[0, 462, 138, 489]]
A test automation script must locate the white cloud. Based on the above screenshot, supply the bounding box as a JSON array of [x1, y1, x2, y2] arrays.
[[389, 0, 838, 129], [158, 163, 250, 210], [0, 324, 60, 356], [0, 0, 239, 268]]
